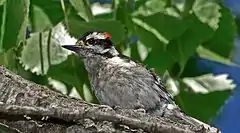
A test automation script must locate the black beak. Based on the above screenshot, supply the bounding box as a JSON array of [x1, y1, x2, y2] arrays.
[[62, 45, 80, 52]]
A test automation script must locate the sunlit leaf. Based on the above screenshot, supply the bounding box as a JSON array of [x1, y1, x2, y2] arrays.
[[183, 73, 236, 93], [19, 23, 74, 75], [193, 0, 221, 30], [167, 15, 213, 71], [94, 12, 113, 20], [133, 0, 166, 16], [197, 46, 237, 65], [0, 0, 5, 5], [48, 78, 68, 95]]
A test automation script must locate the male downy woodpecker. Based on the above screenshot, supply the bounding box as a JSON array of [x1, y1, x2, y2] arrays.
[[62, 31, 200, 126]]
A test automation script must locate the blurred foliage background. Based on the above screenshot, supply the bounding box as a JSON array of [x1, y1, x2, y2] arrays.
[[0, 0, 238, 128]]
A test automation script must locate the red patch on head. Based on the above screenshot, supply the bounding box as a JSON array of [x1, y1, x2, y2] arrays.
[[103, 32, 111, 39]]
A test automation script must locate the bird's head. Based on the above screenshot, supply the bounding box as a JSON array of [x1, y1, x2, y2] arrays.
[[62, 31, 119, 58]]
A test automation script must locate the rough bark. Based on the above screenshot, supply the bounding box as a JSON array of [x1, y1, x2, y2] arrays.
[[0, 65, 219, 133]]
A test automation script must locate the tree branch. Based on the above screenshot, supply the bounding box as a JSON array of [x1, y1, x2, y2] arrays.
[[0, 65, 219, 133]]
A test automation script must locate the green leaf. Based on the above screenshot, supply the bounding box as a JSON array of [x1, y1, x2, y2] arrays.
[[167, 15, 213, 72], [176, 88, 231, 122], [203, 7, 237, 58], [133, 23, 165, 50], [29, 5, 53, 32], [19, 23, 73, 75], [144, 50, 175, 74], [0, 0, 29, 52], [69, 0, 93, 21], [183, 0, 195, 16], [134, 13, 189, 41], [31, 0, 67, 26], [0, 5, 4, 53], [30, 0, 77, 32], [134, 0, 148, 11], [47, 55, 88, 99], [131, 13, 194, 73], [115, 0, 134, 31], [67, 18, 125, 44], [130, 42, 142, 61]]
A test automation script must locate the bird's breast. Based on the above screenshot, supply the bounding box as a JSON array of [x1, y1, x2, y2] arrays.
[[84, 56, 138, 90], [106, 56, 137, 67]]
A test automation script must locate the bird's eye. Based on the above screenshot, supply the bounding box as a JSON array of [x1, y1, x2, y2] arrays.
[[87, 38, 95, 45]]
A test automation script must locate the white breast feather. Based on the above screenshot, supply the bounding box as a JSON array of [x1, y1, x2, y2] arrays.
[[108, 56, 136, 67]]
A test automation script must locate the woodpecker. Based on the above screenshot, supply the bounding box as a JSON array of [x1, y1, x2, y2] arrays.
[[62, 31, 200, 126]]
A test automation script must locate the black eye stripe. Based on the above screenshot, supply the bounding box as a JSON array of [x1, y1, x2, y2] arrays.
[[87, 38, 96, 44], [102, 39, 113, 46], [85, 39, 113, 48]]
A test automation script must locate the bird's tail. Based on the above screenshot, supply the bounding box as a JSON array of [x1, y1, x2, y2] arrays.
[[149, 104, 204, 127], [149, 104, 220, 132]]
